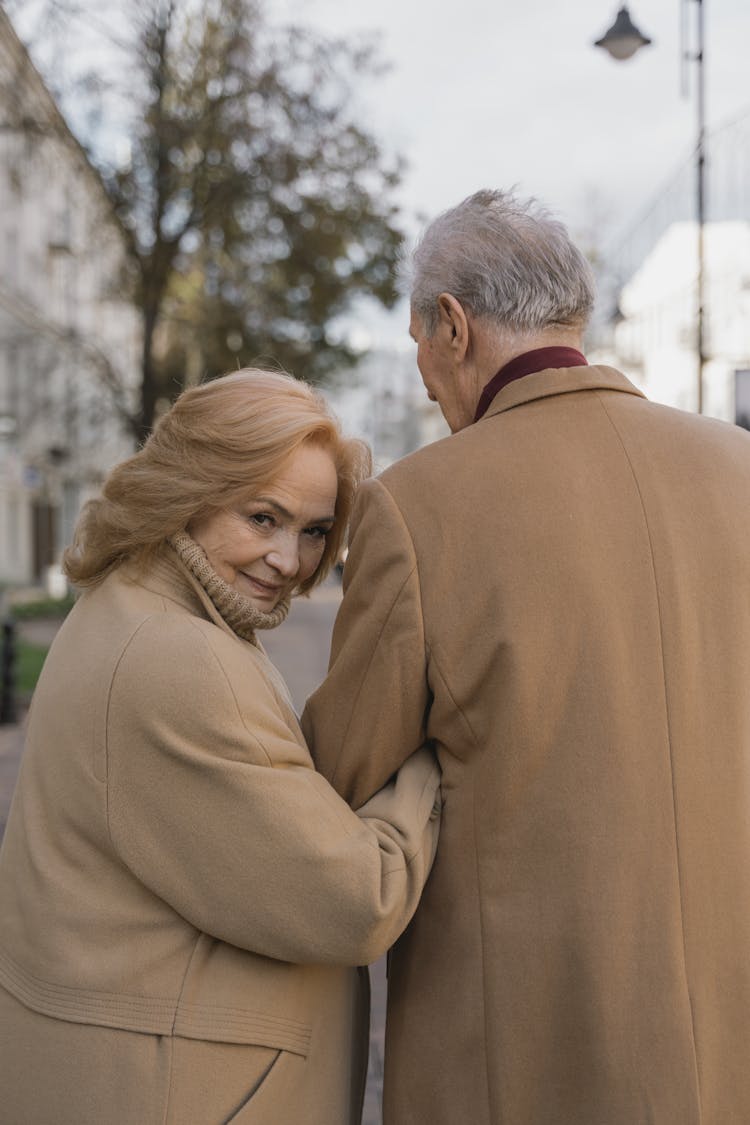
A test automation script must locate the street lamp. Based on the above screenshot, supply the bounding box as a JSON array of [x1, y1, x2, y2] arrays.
[[594, 7, 651, 61], [594, 2, 706, 415]]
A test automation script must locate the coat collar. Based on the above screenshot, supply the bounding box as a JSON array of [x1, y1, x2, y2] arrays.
[[124, 549, 262, 649], [473, 347, 588, 422], [478, 364, 645, 422]]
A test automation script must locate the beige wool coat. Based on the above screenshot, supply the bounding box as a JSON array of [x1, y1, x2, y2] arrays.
[[304, 364, 750, 1125], [0, 552, 440, 1125]]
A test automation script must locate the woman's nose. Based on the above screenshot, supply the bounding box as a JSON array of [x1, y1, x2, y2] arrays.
[[266, 532, 299, 578]]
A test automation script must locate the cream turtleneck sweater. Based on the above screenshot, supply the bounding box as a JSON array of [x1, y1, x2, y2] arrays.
[[168, 531, 290, 643]]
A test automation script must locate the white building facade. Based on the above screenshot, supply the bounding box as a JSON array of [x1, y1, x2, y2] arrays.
[[608, 221, 750, 423], [0, 9, 139, 589]]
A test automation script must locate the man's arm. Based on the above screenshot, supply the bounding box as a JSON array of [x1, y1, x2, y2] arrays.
[[302, 476, 430, 809]]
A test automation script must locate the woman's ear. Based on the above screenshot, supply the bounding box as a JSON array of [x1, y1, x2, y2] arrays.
[[437, 293, 470, 361]]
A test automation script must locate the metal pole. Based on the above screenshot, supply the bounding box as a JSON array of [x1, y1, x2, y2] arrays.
[[0, 613, 17, 726], [695, 0, 706, 415]]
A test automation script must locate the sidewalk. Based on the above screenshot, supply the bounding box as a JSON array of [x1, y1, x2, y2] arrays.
[[0, 615, 58, 836], [0, 711, 25, 838]]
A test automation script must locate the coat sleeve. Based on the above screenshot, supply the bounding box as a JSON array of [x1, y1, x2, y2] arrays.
[[302, 476, 431, 809], [105, 614, 439, 967]]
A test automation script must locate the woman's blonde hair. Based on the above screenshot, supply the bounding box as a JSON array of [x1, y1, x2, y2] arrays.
[[63, 369, 372, 593]]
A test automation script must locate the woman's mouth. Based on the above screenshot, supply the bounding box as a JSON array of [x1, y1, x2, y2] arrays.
[[241, 572, 282, 597]]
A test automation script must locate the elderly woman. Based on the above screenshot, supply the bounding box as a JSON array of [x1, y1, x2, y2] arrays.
[[0, 370, 439, 1125]]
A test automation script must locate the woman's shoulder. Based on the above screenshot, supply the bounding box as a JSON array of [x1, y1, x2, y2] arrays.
[[77, 565, 267, 683], [110, 609, 305, 756], [63, 568, 304, 756], [111, 606, 268, 691]]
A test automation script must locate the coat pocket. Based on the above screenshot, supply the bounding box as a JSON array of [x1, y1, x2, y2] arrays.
[[221, 1048, 282, 1123], [222, 1047, 308, 1124], [167, 1038, 293, 1125]]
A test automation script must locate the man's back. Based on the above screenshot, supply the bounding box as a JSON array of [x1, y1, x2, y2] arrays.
[[305, 365, 750, 1124]]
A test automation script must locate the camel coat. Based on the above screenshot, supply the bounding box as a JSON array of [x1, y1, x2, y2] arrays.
[[0, 552, 440, 1125], [304, 364, 750, 1124]]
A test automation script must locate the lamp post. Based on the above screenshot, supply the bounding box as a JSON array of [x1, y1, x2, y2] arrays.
[[594, 6, 651, 60], [0, 414, 19, 725], [594, 2, 706, 415]]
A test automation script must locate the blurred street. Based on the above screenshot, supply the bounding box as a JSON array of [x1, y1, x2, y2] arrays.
[[0, 577, 388, 1125], [265, 576, 387, 1123], [0, 710, 23, 842]]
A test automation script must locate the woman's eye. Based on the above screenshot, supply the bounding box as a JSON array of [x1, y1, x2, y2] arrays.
[[250, 513, 275, 529], [305, 525, 329, 540]]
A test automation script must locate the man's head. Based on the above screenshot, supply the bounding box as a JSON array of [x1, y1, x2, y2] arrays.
[[409, 189, 596, 431]]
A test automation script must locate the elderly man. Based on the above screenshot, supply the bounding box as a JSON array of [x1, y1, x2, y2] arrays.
[[302, 189, 750, 1124]]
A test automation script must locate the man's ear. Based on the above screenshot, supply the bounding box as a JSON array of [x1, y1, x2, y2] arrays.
[[437, 293, 469, 361]]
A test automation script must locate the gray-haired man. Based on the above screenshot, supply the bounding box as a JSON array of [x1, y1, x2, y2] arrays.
[[304, 189, 750, 1125]]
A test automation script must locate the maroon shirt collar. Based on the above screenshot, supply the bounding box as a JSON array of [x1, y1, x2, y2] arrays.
[[473, 347, 588, 423]]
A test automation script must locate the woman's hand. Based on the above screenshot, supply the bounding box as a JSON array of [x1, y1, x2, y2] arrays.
[[357, 745, 442, 883]]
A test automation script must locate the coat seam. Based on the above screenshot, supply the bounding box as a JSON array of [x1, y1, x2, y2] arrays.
[[103, 616, 164, 834], [428, 653, 479, 749], [170, 932, 204, 1035], [375, 477, 428, 637], [105, 616, 276, 863], [472, 770, 493, 1124], [181, 620, 275, 768], [330, 561, 415, 788], [595, 390, 703, 1119], [174, 616, 305, 772], [366, 476, 432, 758], [161, 1033, 174, 1125], [163, 932, 204, 1124], [478, 366, 645, 422]]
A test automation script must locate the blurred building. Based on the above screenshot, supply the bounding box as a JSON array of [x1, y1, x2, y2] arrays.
[[327, 347, 448, 471], [594, 109, 750, 427], [0, 9, 139, 589], [608, 221, 750, 420]]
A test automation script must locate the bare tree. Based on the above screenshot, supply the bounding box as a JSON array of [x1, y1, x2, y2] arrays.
[[7, 0, 405, 443]]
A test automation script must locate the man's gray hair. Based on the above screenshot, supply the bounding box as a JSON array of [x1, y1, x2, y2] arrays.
[[410, 189, 595, 337]]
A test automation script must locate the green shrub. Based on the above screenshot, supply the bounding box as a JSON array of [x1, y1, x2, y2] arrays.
[[10, 595, 76, 621], [16, 640, 49, 696]]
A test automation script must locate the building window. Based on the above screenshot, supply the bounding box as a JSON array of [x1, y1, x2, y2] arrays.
[[734, 369, 750, 430]]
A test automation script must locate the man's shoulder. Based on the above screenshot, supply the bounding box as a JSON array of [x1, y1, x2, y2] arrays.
[[613, 390, 750, 468], [349, 428, 491, 551], [378, 427, 477, 494]]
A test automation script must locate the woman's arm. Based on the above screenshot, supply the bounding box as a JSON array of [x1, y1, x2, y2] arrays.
[[105, 614, 439, 967]]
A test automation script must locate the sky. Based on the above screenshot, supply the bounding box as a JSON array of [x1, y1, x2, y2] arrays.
[[11, 0, 750, 349], [276, 0, 750, 346]]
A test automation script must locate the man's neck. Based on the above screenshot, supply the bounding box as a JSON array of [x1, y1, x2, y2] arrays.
[[478, 326, 585, 388], [469, 332, 588, 425], [454, 321, 586, 432]]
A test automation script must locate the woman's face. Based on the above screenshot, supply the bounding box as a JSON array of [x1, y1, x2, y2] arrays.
[[188, 443, 338, 612]]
